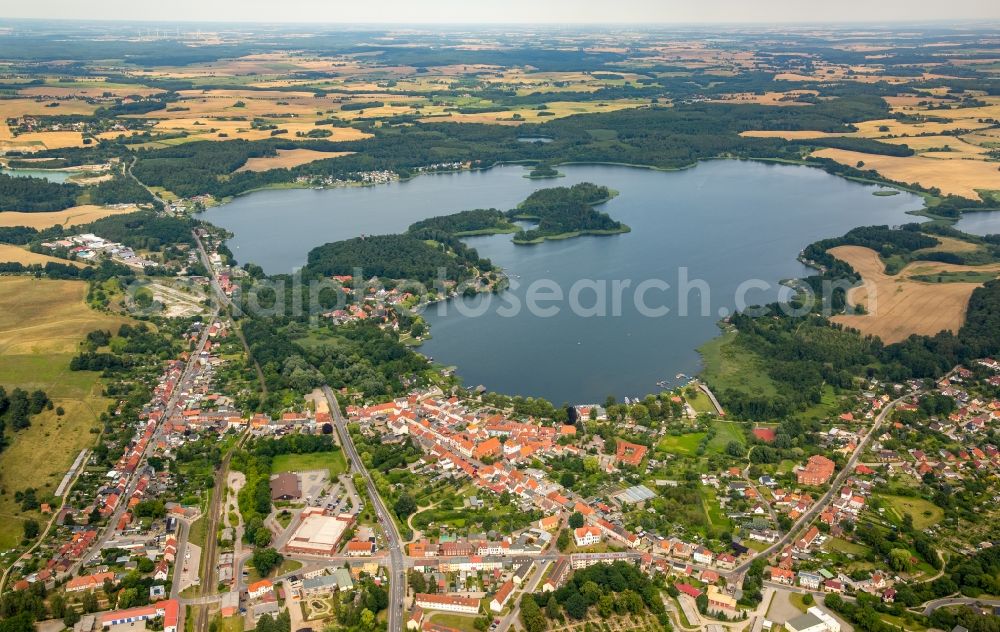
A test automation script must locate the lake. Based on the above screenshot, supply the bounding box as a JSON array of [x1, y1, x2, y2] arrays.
[[204, 161, 923, 403], [955, 211, 1000, 236], [1, 168, 73, 183]]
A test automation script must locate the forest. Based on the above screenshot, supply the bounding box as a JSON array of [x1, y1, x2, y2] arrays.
[[0, 173, 78, 212]]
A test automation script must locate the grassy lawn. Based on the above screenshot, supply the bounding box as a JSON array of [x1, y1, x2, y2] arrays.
[[0, 277, 133, 549], [701, 487, 732, 532], [878, 494, 944, 530], [698, 328, 778, 400], [217, 615, 244, 632], [880, 612, 928, 631], [789, 592, 814, 613], [428, 612, 481, 632], [685, 390, 716, 414], [248, 558, 303, 583], [825, 537, 870, 556], [706, 421, 746, 453], [189, 515, 208, 550], [798, 384, 841, 422], [658, 433, 705, 456], [271, 450, 347, 477]]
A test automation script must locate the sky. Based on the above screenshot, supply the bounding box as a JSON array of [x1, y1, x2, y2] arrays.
[[2, 0, 998, 24]]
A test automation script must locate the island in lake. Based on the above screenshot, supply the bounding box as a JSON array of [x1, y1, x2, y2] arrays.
[[406, 182, 629, 246]]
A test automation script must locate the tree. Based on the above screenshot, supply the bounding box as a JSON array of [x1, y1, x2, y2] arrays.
[[564, 592, 589, 620], [696, 592, 708, 614], [22, 520, 39, 541], [568, 512, 585, 529], [255, 528, 273, 548], [726, 441, 745, 458], [802, 593, 814, 606], [360, 608, 375, 630], [322, 423, 333, 435], [117, 588, 139, 609], [519, 594, 546, 632], [557, 529, 571, 552], [560, 471, 576, 489], [394, 493, 417, 519], [889, 548, 912, 572], [408, 570, 427, 593], [597, 594, 614, 617], [546, 594, 560, 619], [81, 591, 99, 613], [251, 548, 283, 577]]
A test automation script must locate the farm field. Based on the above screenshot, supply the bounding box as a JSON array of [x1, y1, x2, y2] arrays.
[[235, 148, 354, 172], [0, 244, 84, 267], [811, 148, 1000, 199], [0, 277, 133, 548], [0, 205, 140, 229], [828, 245, 999, 343]]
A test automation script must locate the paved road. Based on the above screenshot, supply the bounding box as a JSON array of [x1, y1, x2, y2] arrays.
[[921, 597, 1000, 616], [323, 385, 405, 632]]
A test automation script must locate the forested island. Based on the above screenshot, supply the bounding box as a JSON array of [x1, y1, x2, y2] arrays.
[[509, 182, 627, 244], [407, 209, 518, 237], [404, 183, 627, 245]]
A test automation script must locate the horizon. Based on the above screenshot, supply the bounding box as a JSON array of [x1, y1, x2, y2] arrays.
[[1, 0, 998, 26]]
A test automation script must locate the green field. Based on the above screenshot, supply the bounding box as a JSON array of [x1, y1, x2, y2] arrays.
[[428, 612, 481, 632], [878, 494, 944, 529], [658, 432, 705, 456], [698, 328, 779, 399], [685, 390, 716, 414], [706, 421, 746, 453], [271, 450, 348, 477], [911, 270, 999, 283], [825, 537, 870, 556], [701, 487, 732, 532]]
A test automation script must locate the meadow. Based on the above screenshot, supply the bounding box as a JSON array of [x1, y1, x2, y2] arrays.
[[0, 277, 132, 548]]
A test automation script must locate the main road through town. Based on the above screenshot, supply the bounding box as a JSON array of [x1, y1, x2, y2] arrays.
[[323, 385, 405, 632]]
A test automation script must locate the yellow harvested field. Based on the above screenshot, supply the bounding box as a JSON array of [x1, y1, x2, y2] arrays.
[[420, 100, 648, 125], [740, 129, 843, 140], [811, 148, 1000, 199], [0, 130, 86, 151], [851, 118, 990, 137], [708, 90, 819, 106], [0, 98, 99, 119], [0, 244, 84, 268], [740, 119, 993, 141], [0, 277, 134, 356], [0, 205, 140, 229], [829, 246, 998, 343], [18, 84, 163, 98], [915, 235, 982, 254], [151, 118, 371, 142], [0, 277, 134, 547], [879, 135, 988, 157], [236, 148, 354, 172]]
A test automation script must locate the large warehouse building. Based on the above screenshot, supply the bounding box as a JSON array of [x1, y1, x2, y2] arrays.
[[283, 508, 355, 556]]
